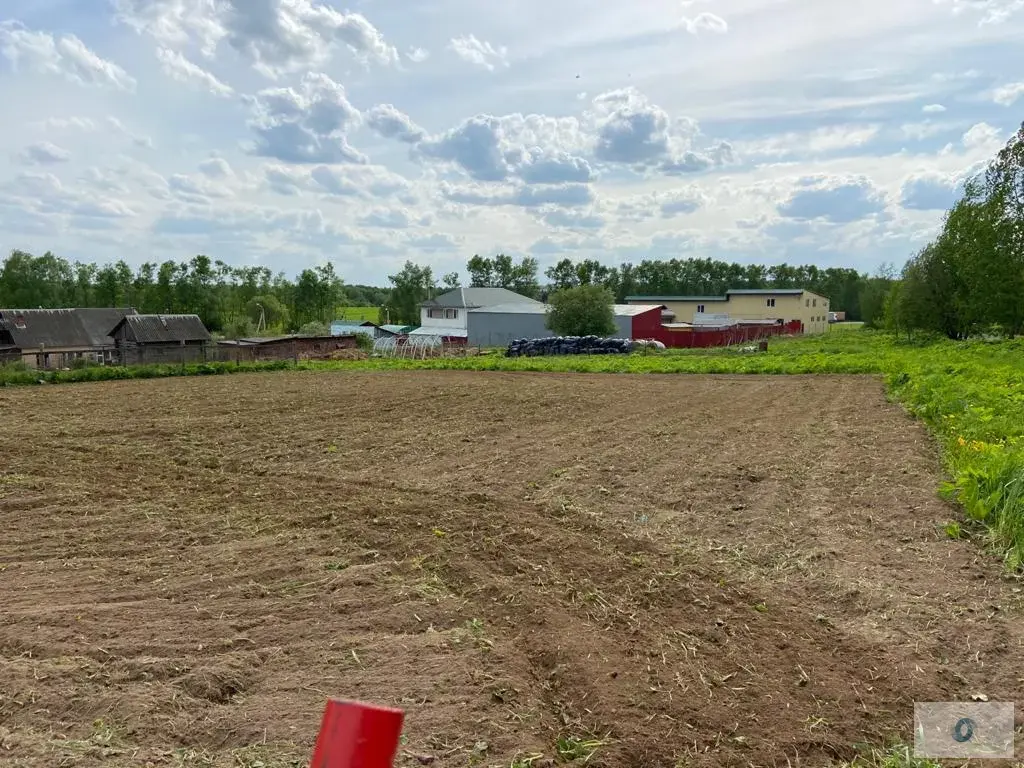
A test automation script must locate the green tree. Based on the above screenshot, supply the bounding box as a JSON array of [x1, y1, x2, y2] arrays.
[[225, 317, 257, 339], [859, 265, 896, 329], [545, 285, 617, 337], [298, 320, 330, 336], [545, 258, 579, 291], [465, 254, 540, 297], [387, 261, 435, 325], [245, 294, 289, 331], [466, 255, 494, 287]]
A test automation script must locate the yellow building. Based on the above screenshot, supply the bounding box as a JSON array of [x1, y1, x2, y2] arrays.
[[625, 289, 831, 335]]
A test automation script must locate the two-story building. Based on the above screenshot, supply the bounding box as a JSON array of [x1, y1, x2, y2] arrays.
[[625, 288, 830, 335], [415, 288, 544, 341]]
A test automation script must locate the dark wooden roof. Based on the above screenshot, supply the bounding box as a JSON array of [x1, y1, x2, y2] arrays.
[[112, 314, 211, 344], [217, 334, 354, 347], [0, 308, 134, 350]]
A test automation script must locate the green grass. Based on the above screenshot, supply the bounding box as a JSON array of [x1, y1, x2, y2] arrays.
[[333, 305, 380, 323], [4, 325, 1024, 568]]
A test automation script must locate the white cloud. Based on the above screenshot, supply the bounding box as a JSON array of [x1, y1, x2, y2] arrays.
[[155, 47, 233, 96], [2, 170, 137, 221], [738, 125, 880, 157], [18, 141, 71, 165], [777, 175, 888, 223], [680, 12, 729, 34], [0, 0, 1021, 282], [0, 20, 135, 90], [993, 81, 1024, 106], [245, 72, 365, 164], [111, 0, 226, 57], [962, 122, 1001, 148], [222, 1, 398, 77], [365, 104, 426, 143], [33, 117, 99, 131], [900, 120, 949, 140], [448, 35, 508, 70], [900, 170, 960, 210], [199, 157, 233, 178], [934, 0, 1024, 26], [113, 0, 398, 77]]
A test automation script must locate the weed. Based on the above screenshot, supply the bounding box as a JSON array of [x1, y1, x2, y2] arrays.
[[555, 734, 608, 762], [510, 753, 545, 767], [833, 742, 942, 767], [943, 521, 962, 539], [230, 744, 304, 767]]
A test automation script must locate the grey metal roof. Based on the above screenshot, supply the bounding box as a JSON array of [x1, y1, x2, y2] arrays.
[[627, 289, 814, 301], [613, 304, 665, 317], [467, 302, 547, 315], [469, 303, 664, 317], [422, 287, 543, 309], [726, 289, 806, 296], [113, 314, 211, 343], [0, 307, 133, 350], [625, 295, 728, 302], [219, 334, 355, 346], [408, 325, 468, 337]]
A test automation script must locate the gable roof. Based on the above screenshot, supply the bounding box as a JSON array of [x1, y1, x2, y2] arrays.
[[626, 288, 818, 302], [0, 307, 134, 350], [422, 287, 543, 309], [726, 289, 806, 296], [330, 321, 377, 332], [111, 314, 211, 343], [79, 308, 136, 346], [625, 295, 728, 302], [467, 303, 666, 317]]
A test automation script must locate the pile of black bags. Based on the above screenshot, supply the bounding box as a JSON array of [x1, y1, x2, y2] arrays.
[[506, 336, 635, 357]]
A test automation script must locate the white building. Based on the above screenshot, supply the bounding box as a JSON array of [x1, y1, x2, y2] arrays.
[[416, 287, 543, 339]]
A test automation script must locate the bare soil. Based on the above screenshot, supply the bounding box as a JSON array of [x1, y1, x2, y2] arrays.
[[1, 371, 1022, 767]]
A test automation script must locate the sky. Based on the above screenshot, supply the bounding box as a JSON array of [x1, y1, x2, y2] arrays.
[[0, 0, 1022, 286]]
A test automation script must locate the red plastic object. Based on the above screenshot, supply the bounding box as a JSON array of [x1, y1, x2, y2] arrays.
[[310, 699, 405, 768]]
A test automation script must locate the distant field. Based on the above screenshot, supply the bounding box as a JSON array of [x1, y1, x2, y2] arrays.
[[333, 305, 380, 322]]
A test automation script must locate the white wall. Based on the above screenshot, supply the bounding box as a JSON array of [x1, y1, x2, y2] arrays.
[[419, 306, 468, 330]]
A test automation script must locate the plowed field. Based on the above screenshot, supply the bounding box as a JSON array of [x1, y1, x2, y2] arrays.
[[1, 371, 1021, 767]]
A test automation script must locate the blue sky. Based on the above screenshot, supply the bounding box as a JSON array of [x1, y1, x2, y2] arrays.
[[0, 0, 1022, 285]]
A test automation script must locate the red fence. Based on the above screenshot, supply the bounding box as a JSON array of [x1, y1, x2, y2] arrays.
[[631, 312, 803, 349]]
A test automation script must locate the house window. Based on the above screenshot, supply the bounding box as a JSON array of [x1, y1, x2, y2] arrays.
[[806, 299, 810, 307], [766, 298, 776, 308], [444, 308, 458, 320], [697, 304, 705, 313], [812, 299, 817, 307], [428, 308, 444, 319]]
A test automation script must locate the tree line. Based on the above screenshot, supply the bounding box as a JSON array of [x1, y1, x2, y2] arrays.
[[884, 122, 1024, 339], [2, 244, 902, 336], [0, 252, 388, 337], [382, 255, 888, 326]]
